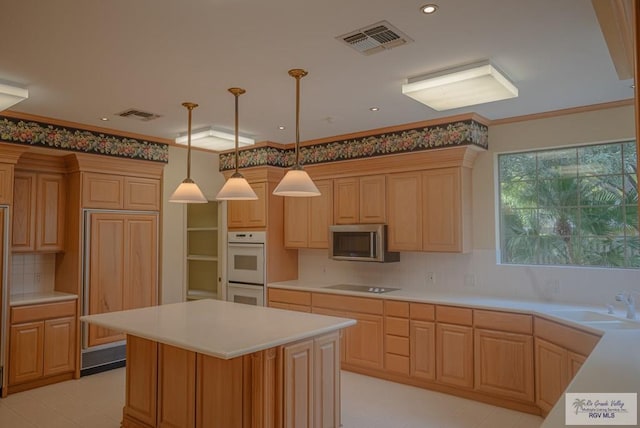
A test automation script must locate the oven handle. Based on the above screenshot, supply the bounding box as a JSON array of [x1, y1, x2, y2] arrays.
[[228, 242, 265, 248]]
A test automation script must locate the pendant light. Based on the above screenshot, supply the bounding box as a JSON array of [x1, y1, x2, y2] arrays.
[[272, 69, 320, 197], [169, 102, 208, 203], [216, 88, 258, 200]]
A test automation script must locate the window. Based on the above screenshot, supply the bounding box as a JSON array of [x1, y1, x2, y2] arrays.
[[498, 141, 638, 268]]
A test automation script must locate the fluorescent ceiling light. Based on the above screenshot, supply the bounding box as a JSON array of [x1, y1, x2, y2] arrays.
[[0, 82, 28, 111], [175, 127, 255, 151], [402, 60, 518, 111]]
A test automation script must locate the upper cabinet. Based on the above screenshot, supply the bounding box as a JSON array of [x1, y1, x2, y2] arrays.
[[387, 167, 472, 253], [12, 171, 66, 253], [82, 172, 161, 211], [284, 179, 333, 248], [227, 181, 267, 229], [334, 175, 385, 224], [0, 163, 14, 204]]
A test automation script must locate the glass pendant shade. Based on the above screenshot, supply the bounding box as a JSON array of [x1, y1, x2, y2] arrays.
[[273, 68, 320, 198], [272, 167, 320, 197], [216, 87, 258, 201], [169, 178, 207, 203], [169, 102, 208, 203], [216, 172, 257, 200]]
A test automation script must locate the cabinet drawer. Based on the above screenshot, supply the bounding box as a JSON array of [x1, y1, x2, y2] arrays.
[[410, 302, 435, 321], [268, 302, 312, 313], [474, 309, 532, 334], [436, 305, 472, 326], [385, 300, 409, 318], [534, 317, 601, 356], [82, 173, 124, 209], [11, 300, 76, 324], [385, 353, 410, 375], [312, 293, 383, 315], [385, 335, 409, 356], [268, 288, 311, 306], [385, 317, 409, 336]]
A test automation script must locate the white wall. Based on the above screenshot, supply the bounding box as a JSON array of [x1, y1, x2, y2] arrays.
[[298, 105, 640, 307], [161, 145, 225, 304]]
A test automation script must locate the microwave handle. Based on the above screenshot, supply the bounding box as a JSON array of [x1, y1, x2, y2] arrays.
[[370, 232, 375, 258]]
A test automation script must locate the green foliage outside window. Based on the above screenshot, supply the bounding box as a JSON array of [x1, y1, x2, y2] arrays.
[[498, 141, 639, 268]]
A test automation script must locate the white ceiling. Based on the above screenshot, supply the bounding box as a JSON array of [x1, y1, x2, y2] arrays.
[[0, 0, 633, 147]]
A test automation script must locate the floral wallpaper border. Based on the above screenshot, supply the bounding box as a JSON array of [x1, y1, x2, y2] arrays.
[[219, 119, 488, 171], [0, 115, 169, 163]]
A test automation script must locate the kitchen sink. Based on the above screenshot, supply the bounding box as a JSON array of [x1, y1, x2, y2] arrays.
[[324, 284, 399, 294], [582, 320, 640, 330], [546, 310, 619, 322]]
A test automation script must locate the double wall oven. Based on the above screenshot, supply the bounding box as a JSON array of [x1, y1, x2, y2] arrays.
[[227, 231, 266, 306]]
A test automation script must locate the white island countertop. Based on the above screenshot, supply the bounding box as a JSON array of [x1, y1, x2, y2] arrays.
[[81, 299, 355, 360]]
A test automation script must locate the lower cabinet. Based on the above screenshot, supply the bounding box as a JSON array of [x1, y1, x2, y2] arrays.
[[435, 323, 474, 388], [410, 320, 436, 381], [535, 338, 569, 413], [8, 301, 76, 390]]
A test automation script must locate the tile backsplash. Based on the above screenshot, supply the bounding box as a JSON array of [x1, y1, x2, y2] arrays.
[[11, 253, 56, 295]]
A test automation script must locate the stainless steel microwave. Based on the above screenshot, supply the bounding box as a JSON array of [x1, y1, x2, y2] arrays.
[[329, 224, 400, 262]]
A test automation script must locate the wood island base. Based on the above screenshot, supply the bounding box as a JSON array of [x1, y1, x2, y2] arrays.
[[120, 332, 341, 428]]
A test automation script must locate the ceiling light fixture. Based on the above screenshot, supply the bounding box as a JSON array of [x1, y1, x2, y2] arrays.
[[175, 127, 254, 152], [278, 125, 286, 130], [273, 69, 320, 197], [216, 88, 258, 201], [100, 117, 109, 121], [420, 4, 438, 14], [402, 60, 518, 111], [0, 82, 28, 111], [369, 107, 380, 111], [169, 102, 208, 203]]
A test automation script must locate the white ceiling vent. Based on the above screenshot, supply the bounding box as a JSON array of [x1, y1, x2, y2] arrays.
[[337, 21, 413, 55], [116, 108, 162, 121]]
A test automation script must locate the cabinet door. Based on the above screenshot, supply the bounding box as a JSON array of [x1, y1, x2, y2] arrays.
[[82, 172, 124, 209], [387, 172, 422, 251], [436, 323, 473, 388], [158, 344, 196, 428], [88, 214, 126, 347], [0, 163, 13, 204], [36, 173, 65, 251], [227, 182, 267, 228], [422, 168, 461, 252], [474, 329, 534, 402], [308, 180, 333, 248], [568, 351, 586, 381], [284, 196, 309, 248], [359, 175, 386, 223], [124, 177, 161, 211], [314, 332, 340, 428], [345, 313, 384, 370], [410, 320, 436, 381], [12, 171, 36, 251], [535, 338, 568, 413], [9, 321, 44, 385], [284, 339, 314, 428], [124, 215, 158, 310], [334, 178, 359, 224], [43, 316, 76, 376], [124, 335, 158, 427]]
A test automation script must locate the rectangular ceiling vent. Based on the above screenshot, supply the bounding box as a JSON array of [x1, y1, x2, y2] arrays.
[[337, 20, 413, 55], [116, 108, 162, 121]]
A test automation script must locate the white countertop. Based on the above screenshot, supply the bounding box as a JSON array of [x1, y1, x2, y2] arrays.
[[10, 291, 78, 306], [80, 299, 355, 360], [268, 280, 640, 427]]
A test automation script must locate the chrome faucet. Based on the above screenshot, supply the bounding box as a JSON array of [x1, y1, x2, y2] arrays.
[[615, 292, 636, 320]]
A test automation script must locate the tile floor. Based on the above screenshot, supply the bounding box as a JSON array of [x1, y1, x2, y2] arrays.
[[0, 368, 544, 427]]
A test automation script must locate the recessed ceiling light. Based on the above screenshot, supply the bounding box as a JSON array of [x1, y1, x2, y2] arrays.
[[100, 117, 109, 121], [278, 125, 286, 130], [369, 107, 380, 112], [420, 4, 438, 14]]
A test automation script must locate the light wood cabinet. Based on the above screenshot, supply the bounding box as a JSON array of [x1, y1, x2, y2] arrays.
[[8, 301, 76, 388], [436, 323, 473, 388], [228, 181, 267, 229], [334, 175, 386, 224], [384, 300, 409, 375], [284, 338, 314, 428], [268, 288, 312, 313], [410, 320, 436, 381], [12, 172, 65, 252], [125, 335, 158, 427], [386, 172, 422, 251], [535, 338, 568, 414], [0, 163, 13, 204], [87, 212, 158, 348], [81, 172, 160, 211], [284, 179, 333, 248]]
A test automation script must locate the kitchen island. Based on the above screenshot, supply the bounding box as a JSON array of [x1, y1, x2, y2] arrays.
[[81, 299, 355, 428]]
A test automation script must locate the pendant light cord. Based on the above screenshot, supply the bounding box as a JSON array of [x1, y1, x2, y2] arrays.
[[182, 102, 198, 180], [288, 69, 307, 168], [228, 88, 246, 176]]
